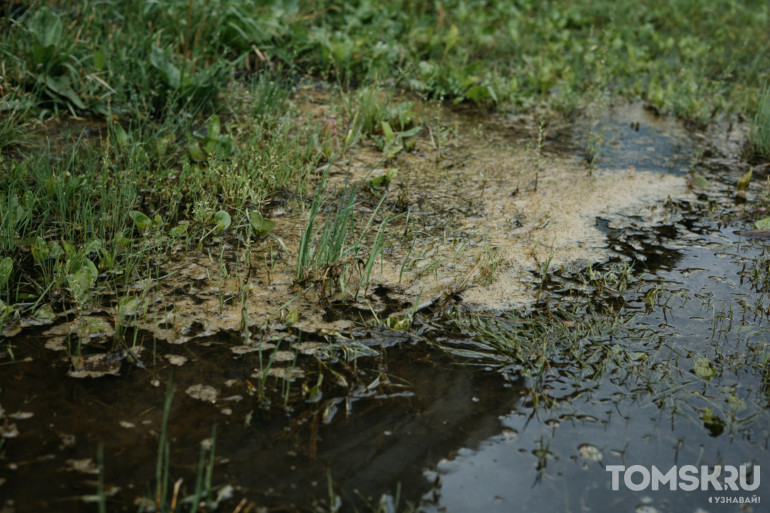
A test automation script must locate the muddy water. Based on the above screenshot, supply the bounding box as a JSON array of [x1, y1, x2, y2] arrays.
[[2, 101, 769, 512]]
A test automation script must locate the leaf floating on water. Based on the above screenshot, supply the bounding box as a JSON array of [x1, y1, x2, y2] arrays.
[[578, 443, 603, 462], [699, 407, 725, 437], [117, 296, 142, 318], [185, 384, 218, 403], [755, 217, 770, 230], [248, 210, 276, 238], [693, 357, 716, 380], [285, 307, 299, 326]]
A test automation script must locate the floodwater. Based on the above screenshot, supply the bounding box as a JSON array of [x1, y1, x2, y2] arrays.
[[1, 101, 769, 512]]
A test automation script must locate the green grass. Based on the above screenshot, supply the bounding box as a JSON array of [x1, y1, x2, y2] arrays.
[[297, 169, 394, 299], [0, 0, 767, 331], [749, 84, 770, 162], [2, 0, 768, 131]]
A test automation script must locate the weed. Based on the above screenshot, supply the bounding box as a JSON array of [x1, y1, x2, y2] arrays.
[[297, 169, 395, 299], [748, 84, 770, 162]]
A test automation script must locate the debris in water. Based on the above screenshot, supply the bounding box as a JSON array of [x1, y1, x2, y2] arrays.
[[68, 351, 123, 378], [185, 384, 219, 403], [164, 354, 188, 366], [65, 458, 99, 474], [0, 424, 19, 438], [578, 443, 602, 463]]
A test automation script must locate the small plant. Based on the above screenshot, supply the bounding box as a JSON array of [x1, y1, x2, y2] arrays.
[[296, 170, 394, 299], [748, 84, 770, 162]]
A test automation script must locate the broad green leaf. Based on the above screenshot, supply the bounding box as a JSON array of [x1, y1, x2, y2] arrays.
[[206, 115, 221, 141], [693, 357, 716, 380], [400, 126, 422, 138], [31, 236, 49, 264], [33, 304, 56, 323], [170, 224, 188, 237], [129, 211, 152, 233], [112, 123, 129, 150], [48, 241, 64, 261], [84, 238, 103, 255], [155, 134, 174, 158], [370, 168, 398, 190], [213, 211, 231, 232], [93, 48, 106, 70], [0, 257, 12, 289], [149, 47, 180, 89], [68, 258, 98, 301], [202, 138, 218, 155], [755, 217, 770, 230], [248, 210, 276, 237], [444, 24, 459, 54], [27, 7, 63, 48], [188, 137, 205, 161], [381, 121, 396, 145], [45, 75, 86, 110]]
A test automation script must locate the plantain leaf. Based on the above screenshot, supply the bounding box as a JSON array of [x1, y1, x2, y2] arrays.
[[248, 210, 276, 237], [129, 211, 152, 233], [0, 257, 12, 289], [68, 258, 98, 301], [213, 210, 231, 232]]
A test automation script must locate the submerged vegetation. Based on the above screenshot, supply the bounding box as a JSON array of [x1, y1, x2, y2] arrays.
[[2, 0, 770, 511]]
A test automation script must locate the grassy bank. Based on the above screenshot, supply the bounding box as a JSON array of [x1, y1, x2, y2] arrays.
[[1, 0, 769, 321]]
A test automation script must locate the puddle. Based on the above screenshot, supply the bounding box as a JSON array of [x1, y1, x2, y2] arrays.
[[0, 330, 523, 511], [425, 222, 770, 513], [2, 98, 769, 512], [571, 102, 705, 175]]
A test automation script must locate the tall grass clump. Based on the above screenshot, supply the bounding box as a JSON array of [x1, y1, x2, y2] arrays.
[[748, 85, 770, 162], [296, 170, 394, 299]]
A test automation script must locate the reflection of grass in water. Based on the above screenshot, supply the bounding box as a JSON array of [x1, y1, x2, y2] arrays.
[[110, 380, 222, 512], [447, 260, 770, 442]]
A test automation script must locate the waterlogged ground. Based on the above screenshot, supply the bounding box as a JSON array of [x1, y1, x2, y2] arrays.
[[2, 98, 770, 512]]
